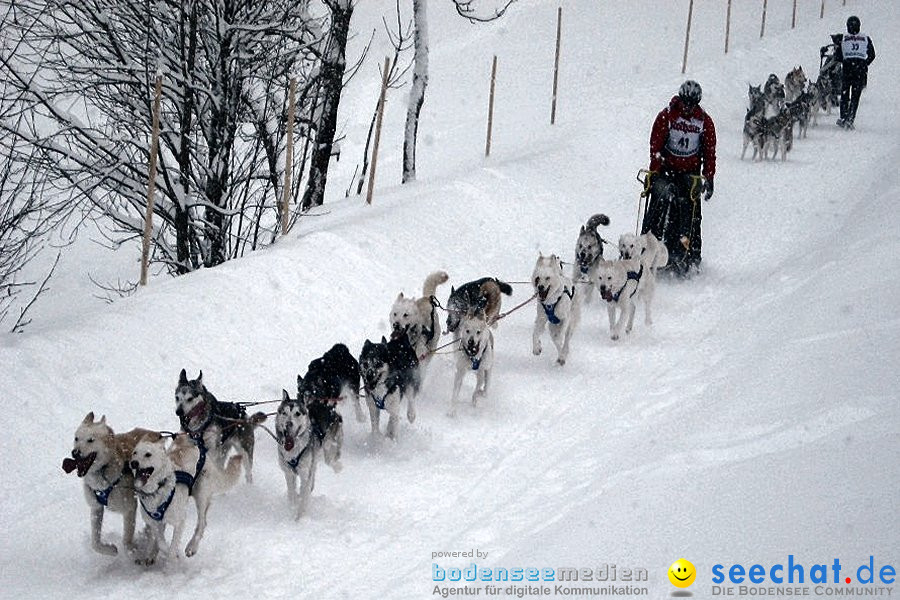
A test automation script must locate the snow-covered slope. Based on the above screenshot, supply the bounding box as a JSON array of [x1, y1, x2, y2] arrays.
[[2, 1, 897, 598]]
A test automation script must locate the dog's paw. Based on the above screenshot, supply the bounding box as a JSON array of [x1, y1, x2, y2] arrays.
[[94, 542, 118, 556], [610, 333, 620, 341], [330, 461, 343, 474], [532, 342, 542, 356], [185, 542, 199, 558], [556, 358, 566, 366]]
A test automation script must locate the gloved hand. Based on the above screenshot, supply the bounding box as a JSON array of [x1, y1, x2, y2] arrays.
[[704, 177, 714, 201]]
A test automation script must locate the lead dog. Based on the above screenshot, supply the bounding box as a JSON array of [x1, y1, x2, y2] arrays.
[[359, 335, 420, 439], [618, 232, 668, 276], [390, 271, 449, 366], [450, 283, 500, 416], [130, 433, 242, 562], [594, 257, 656, 340], [571, 213, 610, 304], [175, 369, 265, 483], [62, 413, 154, 556], [275, 390, 317, 519], [532, 254, 579, 365]]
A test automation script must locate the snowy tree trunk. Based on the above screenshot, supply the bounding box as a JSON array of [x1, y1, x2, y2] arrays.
[[402, 0, 429, 184], [302, 0, 353, 210]]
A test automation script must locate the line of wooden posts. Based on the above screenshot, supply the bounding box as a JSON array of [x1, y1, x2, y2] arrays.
[[139, 0, 851, 285]]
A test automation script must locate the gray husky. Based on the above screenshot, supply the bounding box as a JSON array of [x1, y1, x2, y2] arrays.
[[275, 390, 318, 519], [450, 283, 500, 416], [571, 213, 610, 304], [532, 254, 580, 366], [445, 277, 513, 334]]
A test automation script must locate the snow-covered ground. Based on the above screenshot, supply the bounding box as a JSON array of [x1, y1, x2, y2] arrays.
[[2, 1, 897, 599]]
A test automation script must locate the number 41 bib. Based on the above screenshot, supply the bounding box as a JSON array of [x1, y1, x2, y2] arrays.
[[666, 116, 704, 158]]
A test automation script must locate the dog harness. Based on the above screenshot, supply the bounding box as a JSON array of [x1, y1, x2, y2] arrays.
[[139, 471, 192, 521], [286, 437, 313, 472], [91, 475, 121, 507], [542, 286, 575, 325], [610, 265, 644, 302], [188, 432, 208, 486]]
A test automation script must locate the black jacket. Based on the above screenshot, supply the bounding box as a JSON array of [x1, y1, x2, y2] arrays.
[[833, 32, 876, 84]]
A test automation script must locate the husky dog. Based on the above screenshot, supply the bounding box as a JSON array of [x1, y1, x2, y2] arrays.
[[594, 257, 655, 340], [299, 342, 362, 424], [175, 369, 265, 483], [298, 345, 354, 473], [62, 413, 154, 556], [571, 213, 611, 304], [275, 390, 317, 519], [763, 74, 783, 110], [618, 232, 669, 276], [358, 335, 420, 439], [390, 271, 449, 365], [531, 254, 579, 366], [784, 66, 807, 102], [450, 284, 500, 416], [445, 277, 513, 335], [742, 84, 766, 161], [130, 434, 237, 564], [786, 90, 812, 140]]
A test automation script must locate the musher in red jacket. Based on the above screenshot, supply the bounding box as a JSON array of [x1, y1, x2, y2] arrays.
[[642, 80, 716, 276]]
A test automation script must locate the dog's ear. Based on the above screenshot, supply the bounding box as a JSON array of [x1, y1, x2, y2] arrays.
[[282, 389, 290, 402], [99, 414, 107, 424], [83, 411, 95, 424], [296, 374, 304, 392], [450, 285, 455, 294], [580, 225, 586, 234], [396, 292, 404, 300], [381, 335, 387, 344], [197, 370, 203, 383], [179, 369, 188, 385]]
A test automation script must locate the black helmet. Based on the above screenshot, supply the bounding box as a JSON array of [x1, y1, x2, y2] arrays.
[[847, 16, 860, 34], [678, 80, 702, 106]]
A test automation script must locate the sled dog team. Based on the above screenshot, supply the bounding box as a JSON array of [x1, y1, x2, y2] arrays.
[[64, 214, 669, 564]]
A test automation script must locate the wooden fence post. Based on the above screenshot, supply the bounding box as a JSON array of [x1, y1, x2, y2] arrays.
[[551, 6, 562, 125], [681, 0, 694, 74], [760, 0, 768, 39], [281, 77, 296, 235], [366, 57, 391, 205], [725, 0, 733, 54], [792, 0, 797, 29], [139, 75, 163, 287], [820, 0, 825, 19], [485, 55, 497, 157]]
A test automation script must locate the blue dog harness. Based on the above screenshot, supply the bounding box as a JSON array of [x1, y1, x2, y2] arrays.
[[542, 286, 575, 325], [611, 265, 644, 302], [139, 470, 193, 522], [92, 477, 120, 507]]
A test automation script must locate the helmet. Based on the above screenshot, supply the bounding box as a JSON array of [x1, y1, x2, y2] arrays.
[[678, 80, 702, 106], [847, 16, 860, 34]]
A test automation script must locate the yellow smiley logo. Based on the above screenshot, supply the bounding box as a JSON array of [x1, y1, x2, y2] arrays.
[[668, 558, 697, 588]]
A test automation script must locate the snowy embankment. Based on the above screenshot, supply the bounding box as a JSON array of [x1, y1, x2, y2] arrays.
[[1, 1, 897, 598]]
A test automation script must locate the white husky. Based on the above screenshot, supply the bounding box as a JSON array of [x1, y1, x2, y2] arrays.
[[532, 254, 580, 365], [275, 391, 318, 519], [594, 257, 656, 340], [618, 232, 669, 275], [62, 413, 154, 557], [389, 270, 449, 366]]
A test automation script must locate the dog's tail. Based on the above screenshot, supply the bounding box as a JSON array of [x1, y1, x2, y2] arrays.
[[422, 270, 450, 298], [585, 213, 610, 232], [481, 281, 503, 323], [492, 279, 513, 296], [249, 411, 267, 425]]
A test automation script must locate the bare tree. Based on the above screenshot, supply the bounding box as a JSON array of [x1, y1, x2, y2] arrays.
[[301, 0, 354, 210], [400, 0, 516, 184], [1, 0, 328, 276]]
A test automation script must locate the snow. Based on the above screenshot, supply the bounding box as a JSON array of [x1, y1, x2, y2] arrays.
[[2, 1, 898, 598]]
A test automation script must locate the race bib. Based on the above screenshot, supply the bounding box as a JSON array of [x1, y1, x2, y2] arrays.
[[666, 117, 703, 157], [842, 34, 868, 60]]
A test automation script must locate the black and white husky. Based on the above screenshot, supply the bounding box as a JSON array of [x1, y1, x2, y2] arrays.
[[390, 271, 449, 366], [358, 335, 420, 439], [532, 254, 580, 366], [571, 213, 610, 304], [445, 277, 513, 335], [275, 390, 317, 519], [174, 369, 265, 484], [296, 343, 358, 473]]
